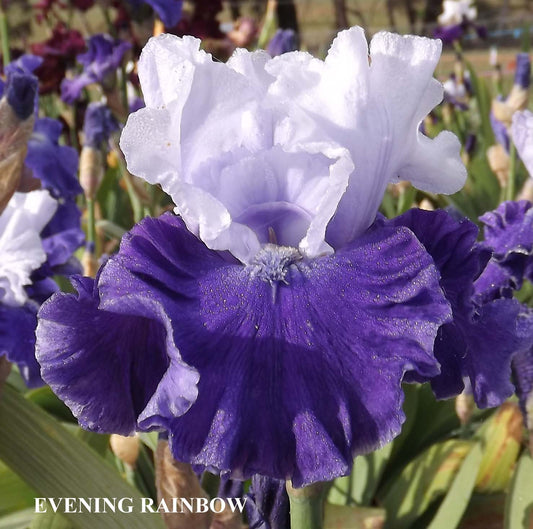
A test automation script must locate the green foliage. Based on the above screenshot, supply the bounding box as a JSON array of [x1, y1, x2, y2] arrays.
[[0, 385, 164, 529]]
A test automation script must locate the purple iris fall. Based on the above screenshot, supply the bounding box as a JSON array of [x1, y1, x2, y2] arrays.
[[473, 201, 533, 437], [35, 28, 521, 486]]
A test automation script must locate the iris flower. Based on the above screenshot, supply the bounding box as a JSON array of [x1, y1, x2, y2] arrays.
[[473, 201, 533, 441], [434, 0, 486, 44], [36, 29, 520, 486], [61, 34, 131, 103], [0, 71, 84, 386]]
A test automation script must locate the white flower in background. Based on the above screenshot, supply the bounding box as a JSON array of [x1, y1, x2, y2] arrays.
[[120, 27, 465, 263], [443, 77, 467, 100], [0, 190, 57, 307], [512, 110, 533, 178], [438, 0, 477, 27]]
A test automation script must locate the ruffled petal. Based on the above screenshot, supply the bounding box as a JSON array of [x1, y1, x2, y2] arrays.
[[25, 118, 82, 199], [269, 28, 465, 248], [0, 190, 57, 307], [95, 213, 450, 485], [388, 208, 521, 407], [512, 110, 533, 177], [36, 275, 199, 435], [480, 200, 533, 257], [121, 29, 464, 261]]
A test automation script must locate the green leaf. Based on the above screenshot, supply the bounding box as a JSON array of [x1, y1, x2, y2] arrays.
[[29, 512, 73, 529], [0, 385, 165, 529], [0, 508, 35, 529], [427, 443, 483, 529], [0, 461, 36, 516], [324, 503, 386, 529], [465, 62, 494, 147], [351, 442, 393, 506], [382, 439, 472, 529], [504, 452, 533, 529], [382, 384, 460, 494], [25, 387, 75, 423]]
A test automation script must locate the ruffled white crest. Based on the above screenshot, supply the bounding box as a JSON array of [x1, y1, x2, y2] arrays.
[[512, 110, 533, 178], [438, 0, 477, 26], [0, 190, 57, 307], [121, 29, 465, 261]]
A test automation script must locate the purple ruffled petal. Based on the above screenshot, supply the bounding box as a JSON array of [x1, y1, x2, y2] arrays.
[[60, 34, 131, 103], [36, 275, 199, 435], [388, 208, 521, 407], [478, 201, 533, 292], [25, 118, 82, 199], [91, 213, 449, 485], [480, 200, 533, 258], [40, 200, 85, 271]]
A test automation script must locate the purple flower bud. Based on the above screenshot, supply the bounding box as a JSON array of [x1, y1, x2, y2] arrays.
[[267, 29, 298, 57], [514, 53, 531, 90], [464, 133, 476, 155], [82, 102, 119, 150], [5, 73, 38, 120], [4, 54, 43, 76]]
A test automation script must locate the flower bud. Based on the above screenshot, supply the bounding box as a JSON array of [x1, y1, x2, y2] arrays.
[[0, 73, 37, 211], [155, 440, 211, 529], [475, 403, 523, 493], [455, 391, 475, 425], [110, 434, 140, 468], [487, 144, 510, 188], [79, 146, 104, 200], [82, 245, 99, 278]]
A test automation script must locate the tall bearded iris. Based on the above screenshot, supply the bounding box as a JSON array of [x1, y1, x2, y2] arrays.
[[37, 28, 480, 486]]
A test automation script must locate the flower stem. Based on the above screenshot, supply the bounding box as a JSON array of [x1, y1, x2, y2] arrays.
[[0, 0, 11, 67], [507, 141, 517, 202], [86, 197, 96, 247], [286, 481, 325, 529]]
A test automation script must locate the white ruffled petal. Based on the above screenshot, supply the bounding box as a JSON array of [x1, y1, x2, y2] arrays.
[[0, 190, 57, 306], [121, 29, 465, 260], [512, 110, 533, 178]]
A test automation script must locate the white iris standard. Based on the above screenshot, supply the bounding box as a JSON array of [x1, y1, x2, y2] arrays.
[[0, 190, 57, 307], [120, 27, 466, 263]]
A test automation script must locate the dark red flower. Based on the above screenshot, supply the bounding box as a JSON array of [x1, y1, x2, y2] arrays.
[[30, 24, 86, 94]]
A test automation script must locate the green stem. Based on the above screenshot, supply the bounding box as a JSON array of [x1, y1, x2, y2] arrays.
[[0, 0, 11, 66], [120, 64, 129, 115], [507, 141, 517, 202], [86, 197, 96, 248], [286, 481, 325, 529]]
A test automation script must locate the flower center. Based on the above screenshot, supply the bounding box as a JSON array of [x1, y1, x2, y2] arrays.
[[249, 243, 302, 286]]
